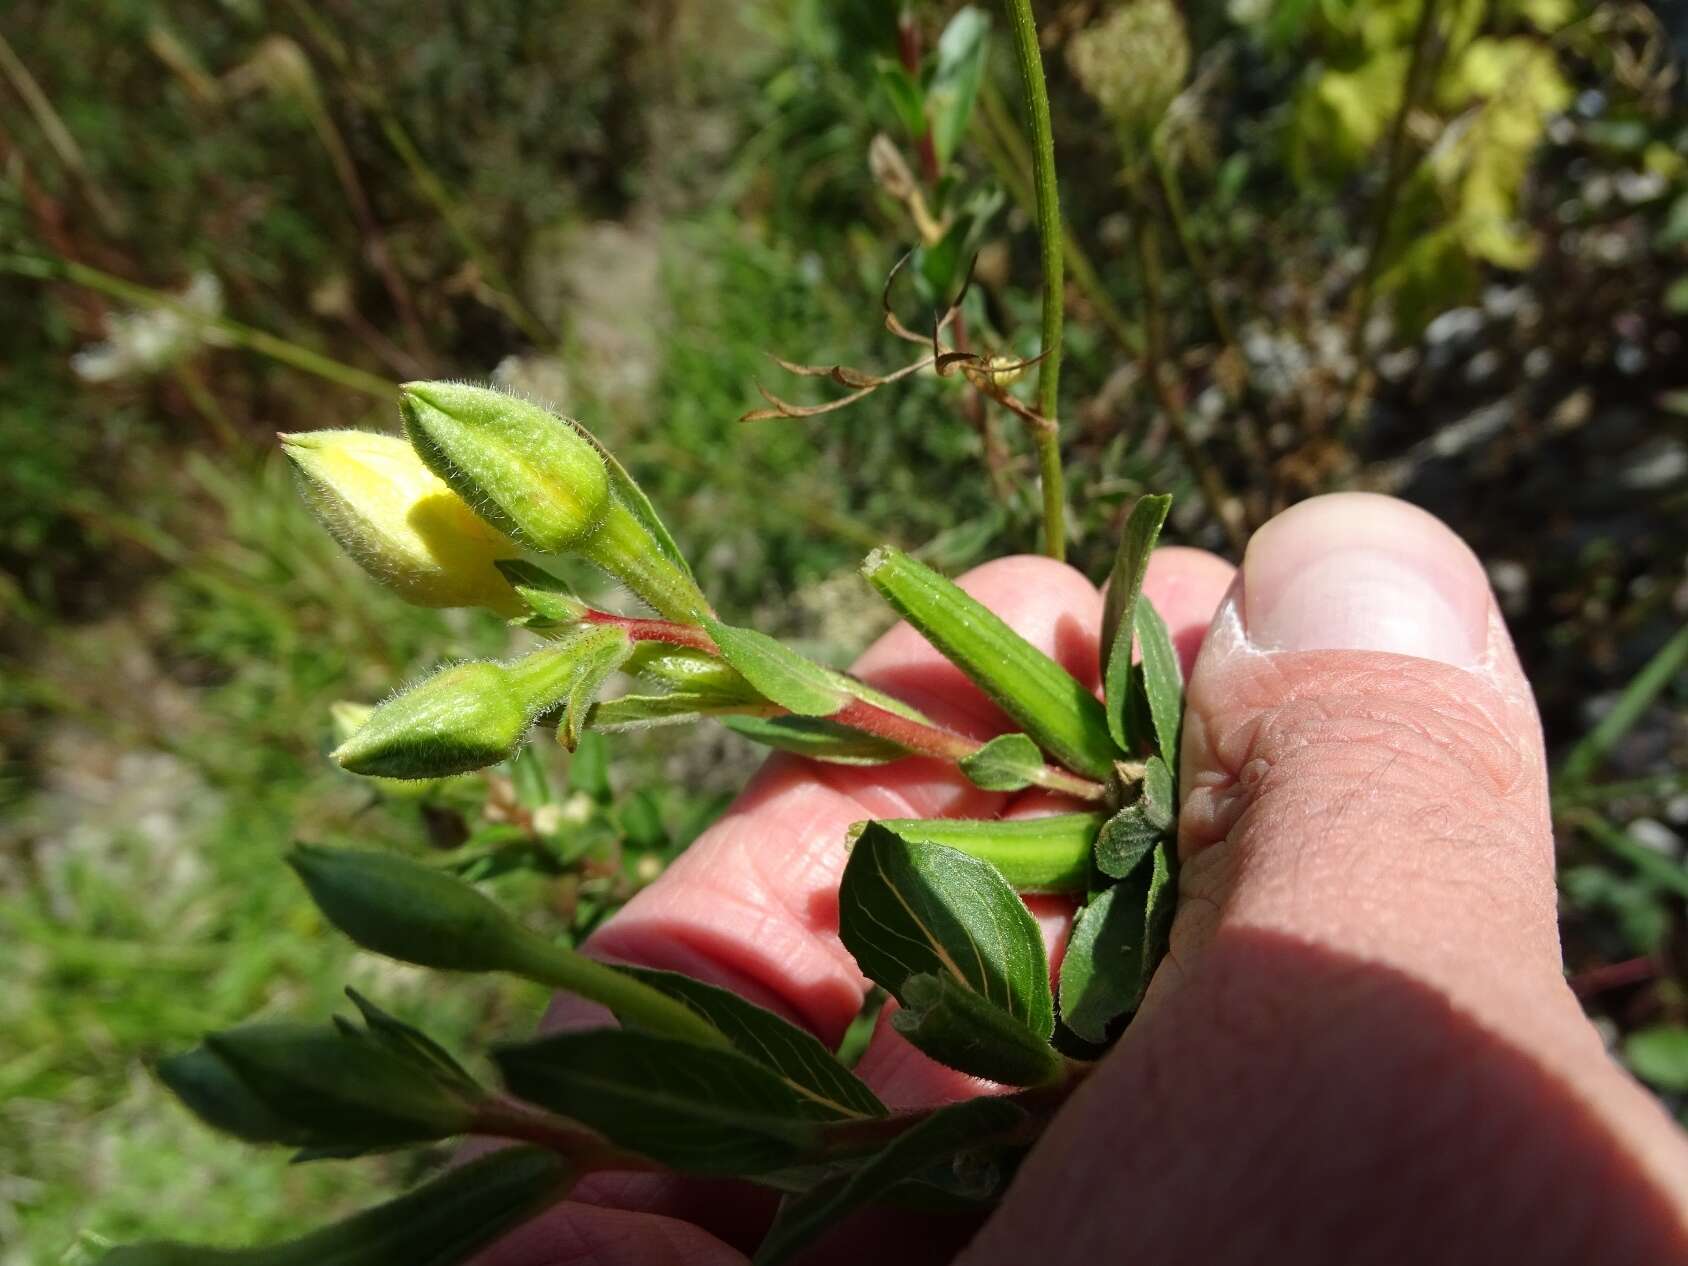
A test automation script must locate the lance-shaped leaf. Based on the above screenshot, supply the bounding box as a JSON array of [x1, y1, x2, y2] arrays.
[[495, 559, 588, 624], [1135, 598, 1184, 764], [958, 733, 1045, 791], [725, 715, 909, 764], [1101, 494, 1172, 749], [861, 813, 1101, 894], [494, 1029, 822, 1174], [158, 1013, 482, 1151], [288, 846, 726, 1049], [619, 968, 886, 1120], [1059, 840, 1175, 1043], [839, 825, 1054, 1044], [927, 7, 991, 169], [102, 1145, 572, 1266], [892, 973, 1065, 1086], [862, 547, 1117, 779], [704, 619, 848, 717], [755, 1097, 1028, 1265], [1094, 804, 1161, 880], [556, 626, 631, 751]]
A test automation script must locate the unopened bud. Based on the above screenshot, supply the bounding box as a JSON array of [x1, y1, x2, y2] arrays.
[[281, 429, 521, 615], [400, 381, 611, 553], [401, 381, 711, 624], [288, 844, 540, 974], [331, 640, 598, 779]]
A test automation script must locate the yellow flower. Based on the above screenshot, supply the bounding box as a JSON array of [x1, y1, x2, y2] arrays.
[[281, 429, 522, 615]]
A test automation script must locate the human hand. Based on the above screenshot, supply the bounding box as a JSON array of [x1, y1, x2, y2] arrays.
[[477, 493, 1688, 1266]]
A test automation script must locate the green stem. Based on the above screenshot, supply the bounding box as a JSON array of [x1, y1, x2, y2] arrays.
[[3, 253, 396, 398], [1552, 771, 1688, 811], [506, 932, 732, 1051], [1003, 0, 1066, 561], [1567, 811, 1688, 901]]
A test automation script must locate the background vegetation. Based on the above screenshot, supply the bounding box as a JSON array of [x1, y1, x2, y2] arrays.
[[2, 0, 1685, 1260]]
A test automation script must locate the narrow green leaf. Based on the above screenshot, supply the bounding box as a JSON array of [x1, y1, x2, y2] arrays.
[[724, 715, 908, 765], [568, 730, 612, 801], [874, 57, 927, 139], [557, 626, 632, 750], [102, 1146, 571, 1266], [863, 813, 1103, 894], [755, 1098, 1028, 1265], [1059, 841, 1174, 1042], [1135, 598, 1184, 764], [1101, 495, 1173, 749], [892, 973, 1065, 1085], [343, 989, 478, 1090], [495, 559, 587, 624], [618, 968, 886, 1120], [625, 643, 764, 704], [839, 824, 1053, 1042], [862, 547, 1118, 779], [704, 620, 847, 717], [591, 692, 777, 731], [958, 733, 1045, 791], [1561, 623, 1688, 783], [928, 7, 991, 168], [494, 1029, 820, 1174], [1093, 805, 1161, 880]]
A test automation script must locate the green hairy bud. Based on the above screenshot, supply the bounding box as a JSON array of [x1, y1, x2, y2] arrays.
[[280, 429, 522, 615], [401, 381, 712, 624], [399, 381, 611, 553], [331, 635, 619, 779]]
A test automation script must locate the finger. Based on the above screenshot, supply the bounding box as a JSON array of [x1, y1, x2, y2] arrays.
[[850, 547, 1236, 1110], [967, 494, 1688, 1265], [472, 1201, 747, 1266], [585, 555, 1106, 1044]]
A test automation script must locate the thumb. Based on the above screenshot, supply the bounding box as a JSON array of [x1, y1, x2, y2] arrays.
[[967, 494, 1688, 1266]]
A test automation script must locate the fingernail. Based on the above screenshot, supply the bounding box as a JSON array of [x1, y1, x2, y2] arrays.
[[1242, 493, 1489, 668]]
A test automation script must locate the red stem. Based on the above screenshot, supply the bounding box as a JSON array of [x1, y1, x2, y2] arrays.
[[1568, 955, 1658, 999], [580, 608, 718, 654], [897, 10, 941, 185]]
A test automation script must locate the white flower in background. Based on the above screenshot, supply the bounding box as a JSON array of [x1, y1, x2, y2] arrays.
[[71, 271, 227, 383]]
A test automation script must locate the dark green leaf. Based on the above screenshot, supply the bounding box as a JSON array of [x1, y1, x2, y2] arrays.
[[102, 1145, 571, 1266], [1135, 598, 1184, 764], [495, 560, 587, 624], [494, 1029, 821, 1174], [1101, 495, 1172, 750], [1093, 805, 1161, 880], [754, 1098, 1028, 1265], [839, 825, 1053, 1041], [892, 973, 1063, 1085], [704, 620, 847, 717], [343, 989, 478, 1089], [927, 7, 990, 168], [619, 968, 886, 1120], [864, 813, 1102, 894], [863, 547, 1118, 779], [1140, 755, 1175, 831], [1059, 842, 1174, 1042], [724, 714, 908, 764], [958, 733, 1045, 791]]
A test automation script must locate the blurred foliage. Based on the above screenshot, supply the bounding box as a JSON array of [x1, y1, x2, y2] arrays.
[[2, 0, 1686, 1258]]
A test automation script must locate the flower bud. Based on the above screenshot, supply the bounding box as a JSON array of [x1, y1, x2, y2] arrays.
[[288, 844, 539, 974], [399, 381, 611, 554], [281, 430, 522, 615], [401, 381, 712, 624], [331, 641, 593, 779], [159, 1018, 481, 1149], [1066, 0, 1190, 141]]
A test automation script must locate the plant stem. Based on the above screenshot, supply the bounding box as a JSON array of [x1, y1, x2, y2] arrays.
[[3, 252, 396, 397], [578, 607, 719, 654], [1567, 955, 1657, 1000], [1568, 811, 1688, 901], [1131, 218, 1247, 555], [473, 1097, 665, 1169], [1559, 623, 1688, 785], [507, 932, 732, 1051], [0, 31, 126, 236], [1003, 0, 1067, 561], [1341, 0, 1442, 438], [832, 698, 1107, 802]]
